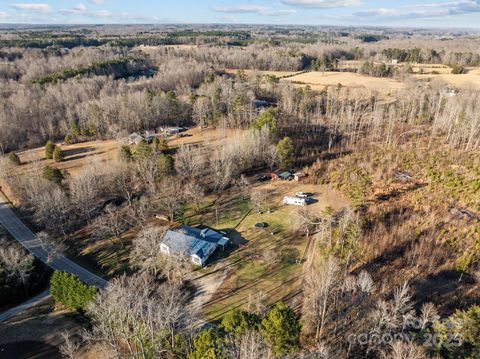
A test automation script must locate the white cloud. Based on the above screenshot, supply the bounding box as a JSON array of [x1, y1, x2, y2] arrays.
[[0, 11, 10, 18], [93, 10, 111, 17], [213, 5, 297, 16], [9, 3, 52, 13], [89, 0, 103, 4], [73, 4, 87, 12], [58, 4, 88, 15], [281, 0, 361, 8], [353, 0, 480, 20]]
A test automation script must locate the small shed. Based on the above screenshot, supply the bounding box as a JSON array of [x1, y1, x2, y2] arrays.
[[271, 171, 293, 181], [279, 172, 293, 180], [294, 172, 306, 182]]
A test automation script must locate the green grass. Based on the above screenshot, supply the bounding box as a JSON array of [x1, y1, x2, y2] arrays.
[[196, 191, 307, 321]]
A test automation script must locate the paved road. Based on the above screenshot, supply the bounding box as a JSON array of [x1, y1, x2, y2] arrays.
[[0, 289, 51, 322], [0, 201, 107, 288]]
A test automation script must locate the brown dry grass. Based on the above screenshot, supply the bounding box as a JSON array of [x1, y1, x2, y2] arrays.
[[413, 67, 480, 90], [137, 44, 200, 54], [224, 68, 302, 78], [11, 127, 243, 179], [200, 180, 350, 318], [285, 71, 406, 91]]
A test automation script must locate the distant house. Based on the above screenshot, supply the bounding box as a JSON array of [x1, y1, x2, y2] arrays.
[[160, 225, 229, 266], [129, 131, 157, 145], [128, 132, 145, 145], [161, 127, 187, 135]]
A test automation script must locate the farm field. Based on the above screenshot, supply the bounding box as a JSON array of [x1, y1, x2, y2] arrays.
[[137, 44, 201, 53], [413, 67, 480, 90], [8, 128, 241, 177], [283, 71, 406, 91], [224, 68, 303, 78], [338, 60, 455, 74]]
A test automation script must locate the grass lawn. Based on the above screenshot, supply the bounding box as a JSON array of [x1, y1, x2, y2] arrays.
[[182, 184, 316, 320]]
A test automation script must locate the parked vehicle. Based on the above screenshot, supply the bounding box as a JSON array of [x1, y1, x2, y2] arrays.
[[256, 174, 271, 182], [295, 192, 311, 198], [283, 196, 307, 206]]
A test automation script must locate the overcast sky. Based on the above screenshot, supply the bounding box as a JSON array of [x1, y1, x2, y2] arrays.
[[0, 1, 479, 28]]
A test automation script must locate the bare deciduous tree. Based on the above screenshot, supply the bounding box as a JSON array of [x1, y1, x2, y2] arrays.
[[157, 179, 184, 221], [130, 226, 168, 276], [93, 204, 129, 248], [225, 330, 271, 359], [59, 331, 81, 359], [184, 182, 205, 213], [250, 188, 271, 213], [0, 240, 34, 285], [85, 273, 197, 358]]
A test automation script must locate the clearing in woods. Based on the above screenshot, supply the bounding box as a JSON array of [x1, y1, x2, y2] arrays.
[[10, 128, 242, 177], [187, 180, 350, 319], [284, 71, 406, 92]]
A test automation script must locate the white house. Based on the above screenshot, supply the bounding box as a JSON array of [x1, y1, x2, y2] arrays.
[[160, 225, 229, 266]]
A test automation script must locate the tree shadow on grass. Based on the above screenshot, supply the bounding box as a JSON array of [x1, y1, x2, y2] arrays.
[[62, 146, 96, 158]]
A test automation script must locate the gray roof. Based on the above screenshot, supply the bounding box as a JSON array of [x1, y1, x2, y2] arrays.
[[162, 225, 228, 263]]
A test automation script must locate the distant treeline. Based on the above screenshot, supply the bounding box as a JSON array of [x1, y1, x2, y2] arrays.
[[0, 36, 106, 49], [29, 56, 153, 85]]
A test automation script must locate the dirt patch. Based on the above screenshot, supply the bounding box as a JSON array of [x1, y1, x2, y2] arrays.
[[256, 180, 350, 217]]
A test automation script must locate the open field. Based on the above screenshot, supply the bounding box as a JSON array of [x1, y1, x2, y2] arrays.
[[338, 60, 455, 74], [228, 65, 480, 93], [182, 180, 350, 319], [224, 68, 303, 78], [284, 70, 406, 92], [137, 44, 201, 54], [6, 127, 243, 182], [413, 67, 480, 90]]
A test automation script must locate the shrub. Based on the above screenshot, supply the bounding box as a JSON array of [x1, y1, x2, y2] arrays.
[[118, 145, 133, 163], [260, 302, 301, 355], [8, 152, 21, 165], [221, 309, 259, 336], [50, 271, 98, 312], [251, 108, 278, 135], [134, 140, 154, 160], [277, 136, 295, 168], [42, 165, 64, 184], [53, 146, 64, 162], [157, 154, 175, 176], [158, 138, 169, 152], [451, 64, 466, 74], [189, 328, 224, 359], [45, 140, 56, 159]]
